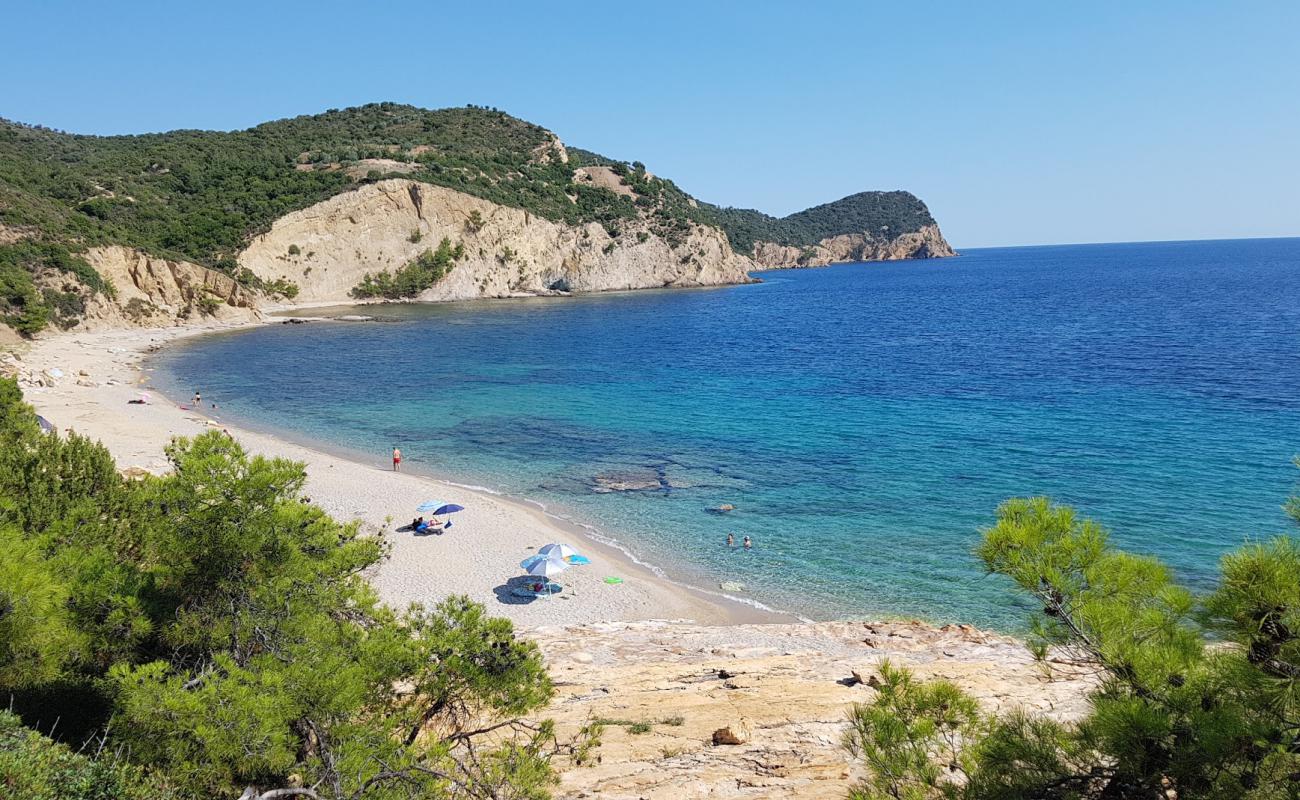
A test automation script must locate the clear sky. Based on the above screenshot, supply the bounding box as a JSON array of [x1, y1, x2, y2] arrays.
[[4, 1, 1297, 248]]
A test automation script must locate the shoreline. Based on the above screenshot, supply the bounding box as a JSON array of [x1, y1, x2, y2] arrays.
[[146, 349, 803, 624], [10, 315, 786, 629], [5, 314, 1100, 799]]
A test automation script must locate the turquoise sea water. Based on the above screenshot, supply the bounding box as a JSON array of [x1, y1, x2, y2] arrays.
[[154, 238, 1300, 628]]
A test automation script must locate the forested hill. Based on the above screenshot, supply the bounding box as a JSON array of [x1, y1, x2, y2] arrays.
[[0, 102, 951, 335], [693, 191, 940, 253], [0, 104, 611, 268]]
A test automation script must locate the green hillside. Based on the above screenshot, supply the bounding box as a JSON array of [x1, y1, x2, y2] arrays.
[[0, 103, 638, 268], [0, 102, 941, 335], [694, 191, 938, 253]]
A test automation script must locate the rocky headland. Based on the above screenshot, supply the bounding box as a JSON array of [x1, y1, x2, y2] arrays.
[[751, 224, 956, 269], [1, 103, 956, 336]]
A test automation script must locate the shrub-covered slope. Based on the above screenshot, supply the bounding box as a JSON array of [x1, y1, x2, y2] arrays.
[[0, 102, 952, 334]]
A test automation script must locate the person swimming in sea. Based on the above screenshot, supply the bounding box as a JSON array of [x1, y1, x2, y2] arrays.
[[743, 535, 752, 550], [726, 532, 735, 547]]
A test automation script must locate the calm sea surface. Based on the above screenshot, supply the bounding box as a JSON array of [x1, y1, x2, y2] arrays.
[[154, 238, 1300, 628]]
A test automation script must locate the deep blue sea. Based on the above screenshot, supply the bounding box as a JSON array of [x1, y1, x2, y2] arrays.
[[154, 238, 1300, 628]]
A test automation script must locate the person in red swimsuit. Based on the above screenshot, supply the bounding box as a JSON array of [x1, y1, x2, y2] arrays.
[[392, 447, 402, 471]]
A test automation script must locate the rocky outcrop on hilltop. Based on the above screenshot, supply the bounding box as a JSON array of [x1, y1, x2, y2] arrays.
[[752, 224, 956, 269], [238, 180, 756, 304], [75, 246, 260, 330], [532, 618, 1093, 799]]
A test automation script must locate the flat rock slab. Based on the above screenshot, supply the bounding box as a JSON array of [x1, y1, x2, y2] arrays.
[[529, 619, 1095, 800]]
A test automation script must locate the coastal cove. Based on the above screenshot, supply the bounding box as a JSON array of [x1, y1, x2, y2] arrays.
[[152, 237, 1300, 629]]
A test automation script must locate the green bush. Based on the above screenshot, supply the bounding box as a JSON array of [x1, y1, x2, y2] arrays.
[[351, 237, 464, 299], [194, 294, 222, 315], [0, 259, 47, 334], [234, 268, 299, 300], [0, 711, 176, 800], [0, 241, 111, 335]]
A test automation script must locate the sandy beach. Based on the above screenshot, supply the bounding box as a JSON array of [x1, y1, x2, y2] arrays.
[[11, 318, 767, 630]]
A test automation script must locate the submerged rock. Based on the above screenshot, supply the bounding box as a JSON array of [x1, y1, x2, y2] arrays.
[[590, 468, 672, 493]]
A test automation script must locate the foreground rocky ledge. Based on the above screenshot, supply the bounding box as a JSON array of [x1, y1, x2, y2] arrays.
[[532, 618, 1092, 799]]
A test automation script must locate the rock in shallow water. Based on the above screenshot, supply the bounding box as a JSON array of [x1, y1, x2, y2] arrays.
[[590, 469, 671, 493]]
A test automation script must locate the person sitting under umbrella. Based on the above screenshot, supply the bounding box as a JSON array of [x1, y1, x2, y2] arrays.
[[415, 518, 445, 534], [431, 503, 464, 530]]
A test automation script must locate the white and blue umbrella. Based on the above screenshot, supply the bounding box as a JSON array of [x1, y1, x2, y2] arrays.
[[431, 503, 465, 516], [538, 543, 588, 564], [520, 553, 569, 578], [520, 553, 569, 599]]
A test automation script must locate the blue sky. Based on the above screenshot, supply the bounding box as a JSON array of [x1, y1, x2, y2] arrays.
[[4, 1, 1297, 248]]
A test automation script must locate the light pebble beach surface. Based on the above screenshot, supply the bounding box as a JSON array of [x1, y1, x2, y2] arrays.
[[14, 319, 763, 629]]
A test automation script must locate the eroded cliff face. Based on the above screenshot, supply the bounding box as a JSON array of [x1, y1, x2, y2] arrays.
[[74, 246, 260, 330], [752, 223, 956, 269], [239, 179, 757, 304]]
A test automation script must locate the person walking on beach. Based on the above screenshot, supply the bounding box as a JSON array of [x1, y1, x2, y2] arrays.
[[192, 390, 202, 407], [743, 535, 752, 550], [392, 447, 402, 471]]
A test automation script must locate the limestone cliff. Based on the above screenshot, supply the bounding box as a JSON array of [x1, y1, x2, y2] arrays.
[[73, 246, 260, 330], [751, 223, 956, 269], [239, 180, 757, 304]]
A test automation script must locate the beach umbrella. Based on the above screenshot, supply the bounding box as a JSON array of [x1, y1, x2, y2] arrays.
[[431, 503, 464, 516], [538, 543, 586, 564], [35, 415, 55, 434], [416, 499, 447, 513], [520, 553, 568, 599], [520, 553, 569, 578]]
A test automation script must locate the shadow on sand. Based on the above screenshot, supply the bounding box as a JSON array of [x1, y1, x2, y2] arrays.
[[492, 575, 565, 606]]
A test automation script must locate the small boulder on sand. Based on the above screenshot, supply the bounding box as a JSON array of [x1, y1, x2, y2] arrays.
[[712, 719, 752, 746], [850, 668, 883, 688]]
